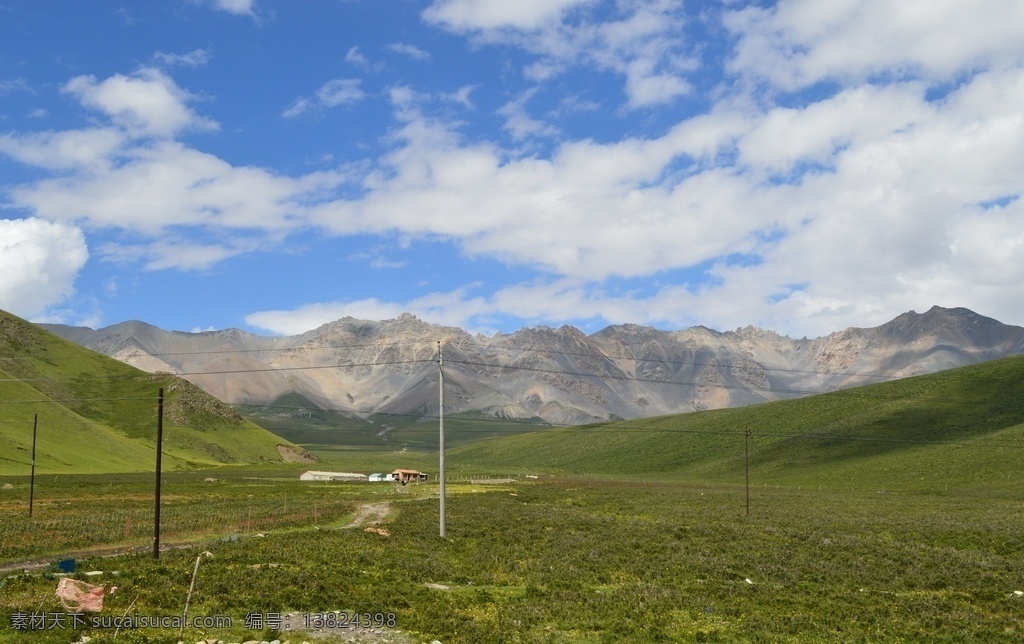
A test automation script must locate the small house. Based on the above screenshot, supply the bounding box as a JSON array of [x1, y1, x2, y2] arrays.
[[391, 469, 429, 484], [368, 473, 387, 482]]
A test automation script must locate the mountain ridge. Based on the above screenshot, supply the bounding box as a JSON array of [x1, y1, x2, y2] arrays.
[[40, 306, 1024, 431]]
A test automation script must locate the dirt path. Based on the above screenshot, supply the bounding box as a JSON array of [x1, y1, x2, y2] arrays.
[[342, 501, 391, 528], [1, 502, 395, 574], [4, 501, 419, 642]]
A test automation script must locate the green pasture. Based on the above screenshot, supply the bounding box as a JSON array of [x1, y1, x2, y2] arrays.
[[2, 475, 1024, 642]]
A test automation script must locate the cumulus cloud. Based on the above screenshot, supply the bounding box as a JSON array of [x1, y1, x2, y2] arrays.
[[0, 128, 125, 171], [62, 68, 218, 138], [7, 3, 1024, 337], [1, 70, 350, 270], [292, 54, 1024, 336], [0, 219, 88, 320], [726, 0, 1024, 89], [8, 140, 347, 236]]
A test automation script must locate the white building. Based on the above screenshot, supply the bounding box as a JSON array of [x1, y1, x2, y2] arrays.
[[299, 471, 368, 482]]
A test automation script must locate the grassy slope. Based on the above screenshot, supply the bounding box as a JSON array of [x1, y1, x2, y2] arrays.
[[0, 311, 290, 475], [239, 390, 547, 451], [450, 354, 1024, 493]]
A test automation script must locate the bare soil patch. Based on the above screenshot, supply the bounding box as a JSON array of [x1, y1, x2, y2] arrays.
[[341, 501, 391, 529]]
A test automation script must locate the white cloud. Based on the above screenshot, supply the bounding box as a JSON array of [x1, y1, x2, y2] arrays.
[[0, 218, 88, 320], [726, 0, 1024, 89], [62, 68, 218, 138], [497, 89, 559, 140], [425, 0, 693, 109], [2, 74, 351, 274], [736, 83, 931, 173], [281, 98, 313, 119], [387, 42, 432, 61], [247, 299, 408, 335], [153, 49, 212, 68], [345, 46, 368, 66], [0, 128, 125, 171], [317, 79, 366, 107], [8, 140, 347, 237], [282, 78, 367, 117], [0, 78, 32, 94], [442, 85, 476, 109], [345, 47, 384, 72], [210, 0, 255, 16], [308, 113, 753, 280], [293, 57, 1024, 337], [99, 238, 254, 271], [348, 247, 409, 270], [423, 0, 594, 31], [247, 284, 490, 335], [8, 5, 1024, 339]]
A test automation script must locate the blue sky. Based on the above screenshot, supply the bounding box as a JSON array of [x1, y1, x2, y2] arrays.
[[2, 0, 1024, 338]]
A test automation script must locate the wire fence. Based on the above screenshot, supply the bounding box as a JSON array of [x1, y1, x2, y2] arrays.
[[0, 493, 357, 564]]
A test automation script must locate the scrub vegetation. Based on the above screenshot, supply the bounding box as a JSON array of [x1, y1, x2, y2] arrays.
[[2, 477, 1024, 642], [4, 318, 1024, 641]]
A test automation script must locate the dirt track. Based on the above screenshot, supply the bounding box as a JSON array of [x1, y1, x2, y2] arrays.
[[342, 501, 391, 529], [0, 501, 395, 575]]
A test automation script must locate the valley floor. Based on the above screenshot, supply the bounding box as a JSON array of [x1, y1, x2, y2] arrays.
[[3, 470, 1024, 642]]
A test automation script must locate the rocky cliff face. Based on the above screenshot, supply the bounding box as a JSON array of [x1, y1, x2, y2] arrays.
[[41, 306, 1024, 425]]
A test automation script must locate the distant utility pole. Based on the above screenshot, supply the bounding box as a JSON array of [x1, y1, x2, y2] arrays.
[[438, 341, 446, 539], [153, 388, 164, 559], [29, 414, 37, 517], [744, 428, 751, 516]]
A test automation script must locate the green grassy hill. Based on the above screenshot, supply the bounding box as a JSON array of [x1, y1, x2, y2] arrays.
[[239, 391, 547, 451], [0, 310, 292, 475], [450, 354, 1024, 493]]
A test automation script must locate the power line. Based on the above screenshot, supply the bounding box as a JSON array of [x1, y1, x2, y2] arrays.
[[172, 358, 435, 377], [9, 331, 926, 383], [4, 349, 927, 403], [443, 357, 976, 404], [3, 394, 1023, 452], [447, 338, 905, 381], [0, 397, 158, 404], [0, 357, 436, 383]]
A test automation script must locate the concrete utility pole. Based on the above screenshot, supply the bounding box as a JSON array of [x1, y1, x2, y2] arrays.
[[438, 341, 447, 538]]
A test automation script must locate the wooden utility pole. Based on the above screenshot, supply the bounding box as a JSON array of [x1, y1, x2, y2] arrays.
[[153, 388, 164, 559], [29, 414, 37, 517], [438, 341, 446, 539], [744, 428, 751, 516]]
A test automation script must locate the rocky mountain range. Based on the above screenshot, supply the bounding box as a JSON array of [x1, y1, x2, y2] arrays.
[[41, 306, 1024, 426]]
